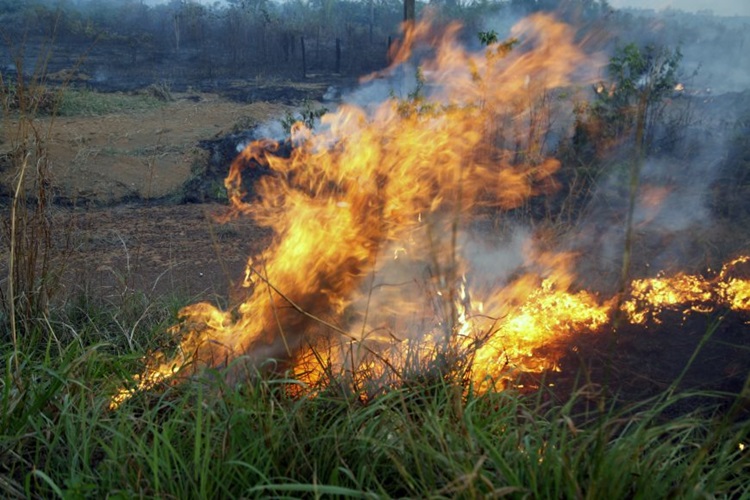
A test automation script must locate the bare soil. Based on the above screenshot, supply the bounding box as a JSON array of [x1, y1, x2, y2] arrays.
[[36, 92, 289, 204], [63, 202, 271, 302], [1, 90, 296, 300]]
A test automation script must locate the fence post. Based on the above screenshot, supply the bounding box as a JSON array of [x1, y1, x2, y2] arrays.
[[335, 38, 341, 74], [404, 0, 415, 24]]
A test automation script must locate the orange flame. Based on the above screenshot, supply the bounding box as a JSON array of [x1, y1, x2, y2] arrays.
[[718, 256, 750, 312], [109, 15, 749, 408], [622, 256, 750, 325]]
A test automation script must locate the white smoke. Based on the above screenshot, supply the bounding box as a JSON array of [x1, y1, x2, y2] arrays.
[[608, 0, 750, 17]]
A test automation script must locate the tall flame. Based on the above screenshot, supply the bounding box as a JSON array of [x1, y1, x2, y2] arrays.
[[110, 15, 749, 408]]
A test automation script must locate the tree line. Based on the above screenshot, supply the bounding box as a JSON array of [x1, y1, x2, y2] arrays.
[[0, 0, 615, 80]]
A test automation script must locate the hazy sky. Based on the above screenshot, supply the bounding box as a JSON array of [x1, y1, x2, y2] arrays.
[[608, 0, 750, 17], [149, 0, 750, 17]]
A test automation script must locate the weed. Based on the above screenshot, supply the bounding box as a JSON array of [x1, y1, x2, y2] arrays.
[[1, 325, 747, 498], [231, 114, 259, 134], [144, 80, 174, 102], [280, 99, 328, 134]]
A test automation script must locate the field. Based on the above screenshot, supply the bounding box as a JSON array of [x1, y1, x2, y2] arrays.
[[2, 1, 750, 498], [2, 89, 295, 298]]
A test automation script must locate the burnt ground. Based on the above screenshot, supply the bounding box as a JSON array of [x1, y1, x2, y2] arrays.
[[529, 242, 750, 417], [531, 309, 750, 419], [62, 202, 272, 302]]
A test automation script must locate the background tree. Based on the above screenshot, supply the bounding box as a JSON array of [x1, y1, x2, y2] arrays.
[[573, 43, 682, 162]]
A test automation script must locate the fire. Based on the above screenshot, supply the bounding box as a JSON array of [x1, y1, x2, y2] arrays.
[[622, 256, 750, 325], [718, 256, 750, 311], [469, 277, 612, 388], [109, 15, 750, 408], [622, 274, 713, 325]]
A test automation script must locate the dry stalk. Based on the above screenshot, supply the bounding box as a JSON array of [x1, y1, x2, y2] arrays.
[[245, 264, 403, 379], [263, 261, 291, 358], [0, 27, 82, 356], [7, 152, 31, 374], [615, 88, 650, 326]]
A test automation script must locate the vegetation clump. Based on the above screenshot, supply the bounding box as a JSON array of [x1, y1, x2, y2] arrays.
[[57, 89, 166, 116]]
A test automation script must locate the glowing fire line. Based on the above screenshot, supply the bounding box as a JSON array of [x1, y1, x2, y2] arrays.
[[111, 255, 749, 408]]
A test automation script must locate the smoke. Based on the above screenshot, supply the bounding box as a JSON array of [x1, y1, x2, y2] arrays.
[[342, 65, 423, 112], [337, 8, 733, 297], [239, 120, 286, 150], [141, 0, 229, 5], [463, 227, 531, 287], [504, 6, 750, 287], [600, 2, 750, 93], [608, 0, 750, 17]]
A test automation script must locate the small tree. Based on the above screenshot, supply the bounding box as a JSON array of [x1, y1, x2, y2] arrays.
[[555, 43, 682, 234], [581, 43, 682, 309], [574, 43, 682, 160]]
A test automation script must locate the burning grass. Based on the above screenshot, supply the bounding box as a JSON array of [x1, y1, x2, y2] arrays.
[[1, 317, 748, 498], [109, 14, 750, 409], [110, 13, 603, 404], [1, 11, 749, 498]]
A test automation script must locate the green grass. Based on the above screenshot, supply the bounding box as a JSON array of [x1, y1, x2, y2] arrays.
[[57, 89, 165, 117], [1, 298, 748, 498]]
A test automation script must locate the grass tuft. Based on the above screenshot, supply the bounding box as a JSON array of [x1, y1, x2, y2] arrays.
[[57, 89, 165, 117]]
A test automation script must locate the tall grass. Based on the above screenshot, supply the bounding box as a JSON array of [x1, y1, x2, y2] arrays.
[[1, 302, 748, 498], [0, 42, 70, 373]]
